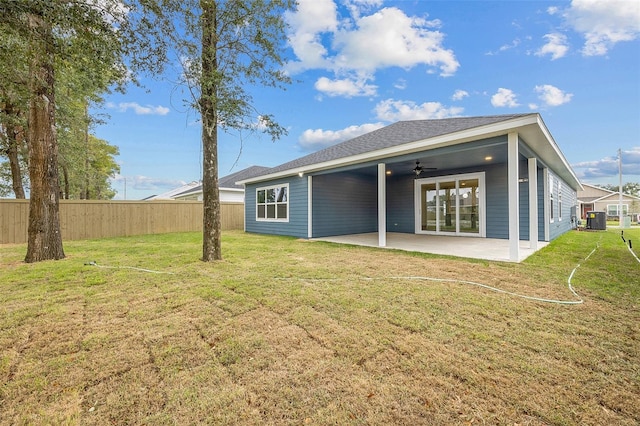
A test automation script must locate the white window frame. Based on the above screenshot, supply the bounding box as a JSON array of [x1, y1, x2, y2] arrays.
[[256, 184, 289, 222], [414, 171, 486, 237], [607, 204, 628, 217], [549, 175, 555, 223], [558, 180, 563, 221]]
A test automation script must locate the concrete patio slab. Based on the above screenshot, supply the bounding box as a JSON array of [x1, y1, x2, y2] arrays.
[[312, 233, 548, 262]]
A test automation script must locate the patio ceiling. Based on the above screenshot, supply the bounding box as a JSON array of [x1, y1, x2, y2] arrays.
[[351, 140, 510, 178], [389, 141, 508, 178]]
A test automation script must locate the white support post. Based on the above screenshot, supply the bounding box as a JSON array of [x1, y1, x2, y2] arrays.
[[378, 163, 386, 247], [528, 157, 538, 250], [508, 133, 520, 262]]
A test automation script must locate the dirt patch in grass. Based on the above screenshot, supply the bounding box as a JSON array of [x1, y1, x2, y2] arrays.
[[0, 230, 638, 425]]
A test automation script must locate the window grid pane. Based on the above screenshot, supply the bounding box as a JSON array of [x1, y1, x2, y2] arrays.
[[277, 204, 287, 219], [257, 185, 289, 221]]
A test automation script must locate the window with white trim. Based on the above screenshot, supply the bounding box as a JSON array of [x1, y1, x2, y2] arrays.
[[607, 204, 628, 217], [558, 181, 562, 221], [549, 175, 554, 223], [256, 184, 289, 221]]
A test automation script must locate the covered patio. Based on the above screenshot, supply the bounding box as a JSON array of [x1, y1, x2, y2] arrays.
[[312, 232, 549, 262]]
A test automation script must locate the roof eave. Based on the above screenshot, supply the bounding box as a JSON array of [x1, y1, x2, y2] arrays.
[[239, 115, 544, 185], [238, 114, 583, 191], [519, 115, 583, 191]]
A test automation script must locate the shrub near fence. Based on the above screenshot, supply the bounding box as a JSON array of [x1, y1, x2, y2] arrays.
[[0, 200, 245, 244]]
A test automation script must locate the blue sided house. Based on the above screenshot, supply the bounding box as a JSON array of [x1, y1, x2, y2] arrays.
[[238, 113, 582, 262]]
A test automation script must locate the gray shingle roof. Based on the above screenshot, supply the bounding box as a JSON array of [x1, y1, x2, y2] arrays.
[[174, 165, 270, 197], [253, 114, 534, 178], [219, 165, 270, 189]]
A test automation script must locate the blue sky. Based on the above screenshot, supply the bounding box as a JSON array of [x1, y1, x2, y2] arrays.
[[94, 0, 640, 200]]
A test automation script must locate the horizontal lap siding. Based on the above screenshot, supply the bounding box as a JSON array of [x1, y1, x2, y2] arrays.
[[245, 177, 308, 238], [486, 163, 508, 239], [549, 173, 576, 240], [312, 172, 377, 238], [538, 168, 546, 241], [386, 174, 415, 233]]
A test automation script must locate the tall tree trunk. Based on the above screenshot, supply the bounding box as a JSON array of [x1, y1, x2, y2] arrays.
[[83, 102, 90, 199], [200, 0, 221, 261], [25, 12, 65, 263], [4, 105, 26, 199], [62, 163, 69, 199]]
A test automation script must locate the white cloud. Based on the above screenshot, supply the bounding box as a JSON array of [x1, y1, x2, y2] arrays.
[[564, 0, 640, 56], [332, 7, 458, 76], [109, 102, 170, 116], [297, 96, 466, 151], [501, 38, 521, 52], [486, 38, 521, 56], [452, 89, 469, 101], [535, 84, 573, 106], [547, 6, 560, 15], [298, 122, 385, 150], [314, 75, 377, 97], [286, 2, 459, 97], [535, 33, 569, 60], [572, 147, 640, 178], [344, 0, 384, 19], [491, 88, 519, 108], [284, 0, 338, 73], [374, 99, 463, 122], [86, 0, 129, 25], [393, 78, 407, 90]]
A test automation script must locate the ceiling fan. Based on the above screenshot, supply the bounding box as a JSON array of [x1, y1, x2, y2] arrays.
[[412, 160, 436, 177]]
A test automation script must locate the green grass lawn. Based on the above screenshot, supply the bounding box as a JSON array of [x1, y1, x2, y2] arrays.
[[1, 229, 638, 425]]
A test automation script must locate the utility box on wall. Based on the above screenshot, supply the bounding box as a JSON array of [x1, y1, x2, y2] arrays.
[[586, 211, 606, 230]]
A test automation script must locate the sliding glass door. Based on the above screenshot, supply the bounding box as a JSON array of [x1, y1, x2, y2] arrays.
[[415, 172, 485, 237]]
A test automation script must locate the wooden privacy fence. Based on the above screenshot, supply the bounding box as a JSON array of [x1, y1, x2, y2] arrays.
[[0, 200, 244, 245]]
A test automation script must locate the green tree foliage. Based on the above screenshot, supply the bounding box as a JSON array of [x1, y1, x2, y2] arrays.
[[0, 16, 30, 198], [55, 60, 121, 200], [59, 133, 120, 200], [139, 0, 295, 261], [600, 182, 640, 197], [0, 0, 168, 262]]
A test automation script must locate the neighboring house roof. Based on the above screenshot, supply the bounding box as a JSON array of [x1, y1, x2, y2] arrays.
[[220, 165, 271, 189], [580, 183, 615, 193], [578, 183, 640, 203], [147, 181, 201, 200], [172, 165, 270, 198], [239, 113, 582, 190], [591, 193, 640, 203], [579, 197, 603, 203]]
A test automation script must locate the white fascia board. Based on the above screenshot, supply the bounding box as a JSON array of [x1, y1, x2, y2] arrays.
[[533, 115, 583, 191], [238, 114, 548, 186]]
